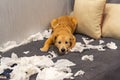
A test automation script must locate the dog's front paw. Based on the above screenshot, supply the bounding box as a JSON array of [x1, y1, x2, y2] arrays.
[[40, 47, 48, 52]]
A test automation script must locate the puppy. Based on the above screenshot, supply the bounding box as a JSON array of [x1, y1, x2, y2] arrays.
[[40, 16, 77, 54]]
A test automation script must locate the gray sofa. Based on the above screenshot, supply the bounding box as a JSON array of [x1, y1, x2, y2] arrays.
[[1, 33, 120, 80], [0, 0, 120, 80]]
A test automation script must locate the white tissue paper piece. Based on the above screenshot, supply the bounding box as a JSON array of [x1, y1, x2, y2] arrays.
[[0, 29, 52, 53], [10, 65, 39, 80], [74, 70, 85, 77], [26, 32, 44, 42], [0, 53, 76, 80], [82, 37, 94, 45], [0, 65, 9, 74], [48, 51, 58, 59], [54, 59, 76, 68], [11, 52, 18, 59], [1, 57, 17, 67], [99, 40, 105, 44], [71, 42, 85, 53], [106, 42, 117, 50], [42, 29, 52, 38], [23, 51, 30, 54], [86, 45, 106, 51], [81, 55, 94, 61], [0, 41, 18, 53], [71, 37, 114, 53], [71, 42, 105, 53], [18, 56, 54, 67], [36, 67, 73, 80]]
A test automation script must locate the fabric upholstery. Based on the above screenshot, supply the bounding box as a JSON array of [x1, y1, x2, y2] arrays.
[[1, 34, 120, 80]]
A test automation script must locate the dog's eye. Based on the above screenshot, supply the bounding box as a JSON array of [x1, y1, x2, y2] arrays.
[[58, 41, 61, 44], [65, 41, 68, 44]]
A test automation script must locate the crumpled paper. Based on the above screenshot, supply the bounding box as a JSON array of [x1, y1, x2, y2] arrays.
[[71, 37, 117, 53], [0, 53, 76, 80], [0, 29, 52, 53]]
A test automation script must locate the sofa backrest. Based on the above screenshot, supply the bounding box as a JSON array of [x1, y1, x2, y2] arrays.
[[107, 0, 120, 3], [0, 0, 73, 45]]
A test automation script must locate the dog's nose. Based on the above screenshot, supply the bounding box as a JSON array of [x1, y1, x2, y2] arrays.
[[61, 48, 65, 52]]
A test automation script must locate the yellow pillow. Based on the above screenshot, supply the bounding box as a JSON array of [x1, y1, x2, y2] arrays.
[[102, 4, 120, 39], [74, 0, 106, 39]]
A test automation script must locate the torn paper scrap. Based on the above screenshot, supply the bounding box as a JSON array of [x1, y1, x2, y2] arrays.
[[71, 42, 106, 53], [11, 52, 18, 59], [71, 42, 85, 53], [26, 32, 44, 42], [0, 41, 18, 53], [42, 29, 52, 38], [48, 51, 58, 58], [10, 65, 39, 80], [0, 53, 76, 80], [106, 42, 117, 50], [36, 67, 73, 80], [54, 59, 76, 68], [86, 45, 106, 51], [23, 51, 30, 54], [74, 70, 85, 77], [0, 29, 51, 53], [19, 56, 54, 67], [18, 32, 44, 47], [81, 55, 94, 61], [82, 37, 94, 45], [99, 40, 105, 44], [0, 65, 9, 74]]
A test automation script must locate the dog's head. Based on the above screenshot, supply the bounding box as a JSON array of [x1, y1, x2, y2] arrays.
[[53, 34, 76, 55]]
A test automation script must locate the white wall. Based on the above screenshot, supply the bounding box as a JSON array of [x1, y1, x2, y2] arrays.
[[0, 0, 73, 45]]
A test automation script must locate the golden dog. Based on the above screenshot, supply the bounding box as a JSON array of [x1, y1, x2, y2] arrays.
[[40, 16, 77, 54]]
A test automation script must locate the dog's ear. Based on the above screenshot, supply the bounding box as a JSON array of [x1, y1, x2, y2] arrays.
[[51, 19, 58, 30], [71, 17, 78, 27], [52, 34, 59, 43], [54, 36, 57, 41], [70, 35, 76, 49]]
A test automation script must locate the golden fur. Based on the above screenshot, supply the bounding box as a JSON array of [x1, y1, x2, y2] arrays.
[[40, 16, 77, 54]]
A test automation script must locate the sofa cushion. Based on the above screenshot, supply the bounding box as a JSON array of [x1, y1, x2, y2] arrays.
[[102, 4, 120, 39], [73, 0, 106, 39]]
